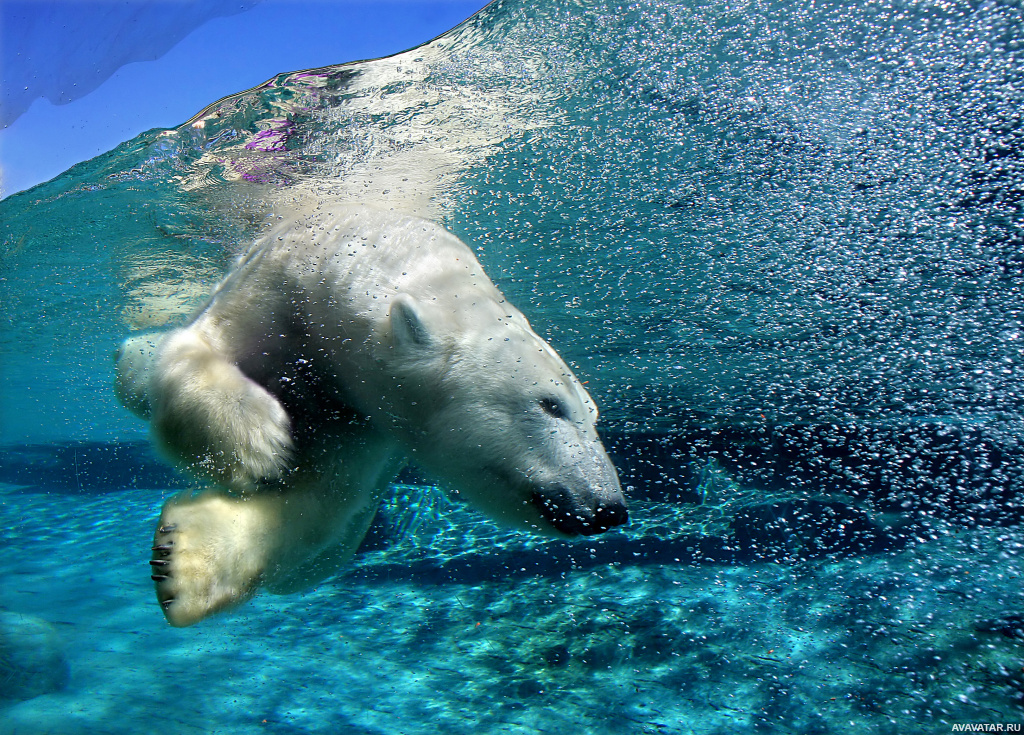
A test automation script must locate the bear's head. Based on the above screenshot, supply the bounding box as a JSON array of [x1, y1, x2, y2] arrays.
[[381, 295, 627, 537]]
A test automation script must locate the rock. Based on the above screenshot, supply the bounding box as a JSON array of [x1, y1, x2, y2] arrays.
[[0, 611, 69, 701]]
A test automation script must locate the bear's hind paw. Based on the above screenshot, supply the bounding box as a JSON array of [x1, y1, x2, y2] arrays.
[[150, 500, 267, 627]]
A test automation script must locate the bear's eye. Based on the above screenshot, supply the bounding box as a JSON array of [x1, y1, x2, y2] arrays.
[[538, 397, 569, 420]]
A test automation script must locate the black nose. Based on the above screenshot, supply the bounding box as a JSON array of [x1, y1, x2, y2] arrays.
[[593, 501, 628, 532], [532, 488, 628, 536]]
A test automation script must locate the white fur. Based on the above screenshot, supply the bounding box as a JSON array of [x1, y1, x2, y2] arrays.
[[118, 203, 625, 626]]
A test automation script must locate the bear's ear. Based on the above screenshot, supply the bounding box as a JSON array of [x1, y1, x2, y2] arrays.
[[390, 296, 432, 350]]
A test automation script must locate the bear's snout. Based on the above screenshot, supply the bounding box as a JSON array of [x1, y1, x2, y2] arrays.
[[531, 485, 628, 536]]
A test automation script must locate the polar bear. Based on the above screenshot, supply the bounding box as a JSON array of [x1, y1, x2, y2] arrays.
[[115, 203, 626, 626]]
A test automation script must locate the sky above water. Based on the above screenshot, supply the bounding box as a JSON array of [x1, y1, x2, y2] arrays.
[[0, 0, 489, 199]]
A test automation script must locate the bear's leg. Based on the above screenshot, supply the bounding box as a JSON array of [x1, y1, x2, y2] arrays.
[[150, 490, 284, 627], [149, 330, 293, 493], [262, 496, 383, 595], [150, 428, 404, 626]]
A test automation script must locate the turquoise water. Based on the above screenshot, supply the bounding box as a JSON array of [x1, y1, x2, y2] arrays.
[[2, 0, 1023, 731]]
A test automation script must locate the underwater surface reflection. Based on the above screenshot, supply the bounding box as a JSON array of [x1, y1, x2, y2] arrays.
[[1, 0, 1023, 731]]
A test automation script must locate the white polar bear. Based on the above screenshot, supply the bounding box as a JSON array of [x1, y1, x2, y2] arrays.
[[115, 203, 626, 626]]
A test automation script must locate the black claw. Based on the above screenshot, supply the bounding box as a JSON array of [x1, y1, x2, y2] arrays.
[[149, 559, 169, 567], [157, 524, 177, 533], [151, 543, 173, 551], [161, 599, 174, 608], [151, 574, 169, 582]]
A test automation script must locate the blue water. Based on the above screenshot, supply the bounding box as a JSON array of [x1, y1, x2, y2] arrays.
[[2, 0, 1024, 731]]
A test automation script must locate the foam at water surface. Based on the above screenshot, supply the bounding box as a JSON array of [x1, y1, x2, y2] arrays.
[[3, 0, 1024, 440]]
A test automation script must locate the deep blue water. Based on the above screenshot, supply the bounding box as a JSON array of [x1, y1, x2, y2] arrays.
[[2, 0, 1023, 732]]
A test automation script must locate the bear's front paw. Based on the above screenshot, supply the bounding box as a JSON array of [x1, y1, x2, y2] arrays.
[[211, 381, 294, 493], [153, 365, 294, 494]]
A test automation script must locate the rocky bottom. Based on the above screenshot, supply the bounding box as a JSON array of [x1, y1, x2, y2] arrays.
[[0, 482, 1021, 734]]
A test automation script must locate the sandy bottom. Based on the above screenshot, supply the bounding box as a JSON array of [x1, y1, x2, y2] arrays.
[[1, 482, 1022, 734]]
